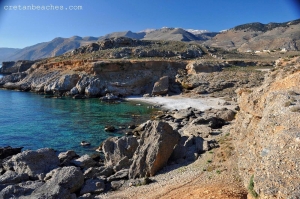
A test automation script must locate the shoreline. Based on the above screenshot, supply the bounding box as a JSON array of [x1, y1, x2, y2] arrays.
[[126, 95, 237, 111]]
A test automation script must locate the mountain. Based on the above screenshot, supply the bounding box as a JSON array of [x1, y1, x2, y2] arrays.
[[204, 19, 300, 51], [0, 48, 21, 63], [4, 36, 99, 61], [99, 31, 146, 40], [2, 19, 299, 62], [99, 28, 213, 42], [142, 27, 200, 41]]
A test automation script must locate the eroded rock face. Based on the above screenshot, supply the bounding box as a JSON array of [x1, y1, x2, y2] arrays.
[[2, 148, 59, 180], [232, 57, 300, 198], [52, 74, 80, 92], [129, 121, 180, 178]]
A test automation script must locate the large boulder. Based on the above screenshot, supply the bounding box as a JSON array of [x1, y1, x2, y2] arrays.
[[43, 166, 84, 193], [83, 166, 114, 179], [28, 184, 75, 199], [0, 181, 44, 199], [80, 178, 105, 195], [2, 148, 59, 180], [181, 124, 212, 137], [152, 76, 169, 95], [102, 136, 138, 167], [173, 108, 194, 119], [129, 121, 180, 178], [71, 154, 97, 169], [107, 169, 129, 182], [58, 150, 79, 166], [202, 108, 236, 122], [0, 170, 29, 184]]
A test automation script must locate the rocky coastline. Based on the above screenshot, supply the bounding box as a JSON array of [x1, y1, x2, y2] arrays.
[[1, 37, 299, 198], [0, 105, 237, 198]]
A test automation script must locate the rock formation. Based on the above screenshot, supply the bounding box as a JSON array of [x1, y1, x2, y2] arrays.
[[0, 60, 35, 74], [232, 56, 300, 198], [128, 121, 180, 178]]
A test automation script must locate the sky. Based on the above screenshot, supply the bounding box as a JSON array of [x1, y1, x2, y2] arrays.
[[0, 0, 299, 48]]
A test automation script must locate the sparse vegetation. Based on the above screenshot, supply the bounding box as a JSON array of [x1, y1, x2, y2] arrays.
[[248, 175, 259, 198], [284, 101, 293, 107]]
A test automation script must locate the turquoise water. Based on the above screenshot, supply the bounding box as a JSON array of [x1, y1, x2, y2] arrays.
[[0, 89, 154, 155]]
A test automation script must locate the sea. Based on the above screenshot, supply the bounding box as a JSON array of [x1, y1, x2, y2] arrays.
[[0, 83, 155, 155]]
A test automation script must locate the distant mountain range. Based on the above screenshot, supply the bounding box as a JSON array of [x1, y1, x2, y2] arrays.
[[1, 19, 299, 62], [204, 19, 300, 51], [0, 36, 99, 62]]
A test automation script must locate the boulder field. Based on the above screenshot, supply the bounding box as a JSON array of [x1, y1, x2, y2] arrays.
[[0, 106, 234, 198]]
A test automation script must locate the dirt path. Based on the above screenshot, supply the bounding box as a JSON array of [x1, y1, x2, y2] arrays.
[[99, 129, 248, 199]]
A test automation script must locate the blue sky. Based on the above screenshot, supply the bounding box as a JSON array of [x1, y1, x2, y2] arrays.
[[0, 0, 299, 48]]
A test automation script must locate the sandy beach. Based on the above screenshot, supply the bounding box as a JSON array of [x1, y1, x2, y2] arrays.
[[126, 95, 236, 111]]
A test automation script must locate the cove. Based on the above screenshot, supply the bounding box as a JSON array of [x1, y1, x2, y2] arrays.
[[0, 89, 155, 155]]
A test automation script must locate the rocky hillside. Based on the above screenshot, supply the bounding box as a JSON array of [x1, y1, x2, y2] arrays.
[[204, 19, 300, 52], [65, 37, 203, 60], [232, 56, 300, 198]]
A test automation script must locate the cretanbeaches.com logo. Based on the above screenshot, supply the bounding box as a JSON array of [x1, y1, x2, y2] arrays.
[[3, 4, 83, 11]]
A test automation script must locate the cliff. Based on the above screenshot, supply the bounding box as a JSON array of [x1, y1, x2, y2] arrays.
[[232, 56, 300, 198], [0, 60, 36, 74], [0, 59, 187, 97]]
